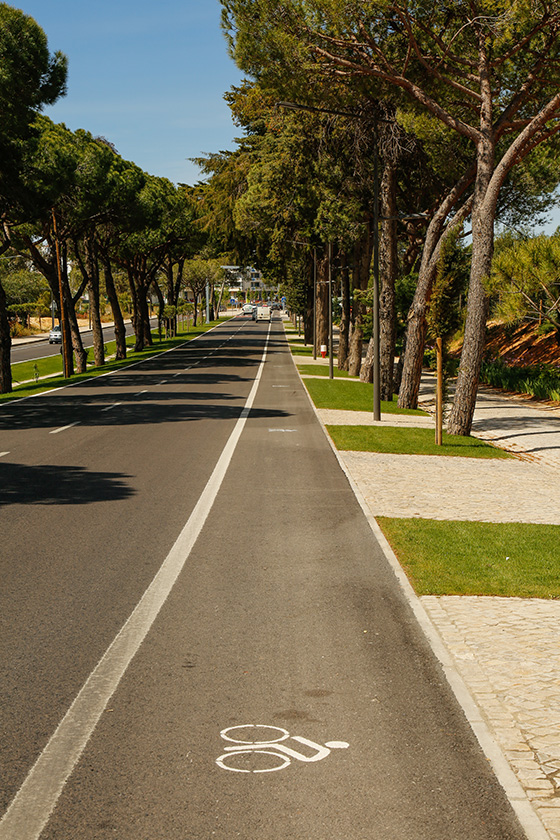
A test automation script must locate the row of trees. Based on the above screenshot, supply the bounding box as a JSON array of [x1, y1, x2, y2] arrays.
[[0, 4, 231, 394], [216, 0, 560, 435]]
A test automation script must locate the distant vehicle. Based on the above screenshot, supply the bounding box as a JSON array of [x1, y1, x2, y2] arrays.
[[241, 303, 255, 315], [256, 305, 271, 322], [49, 325, 62, 344]]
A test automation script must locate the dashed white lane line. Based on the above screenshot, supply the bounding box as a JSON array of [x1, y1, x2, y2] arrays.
[[135, 390, 148, 397], [0, 323, 273, 840], [101, 403, 122, 412], [0, 452, 9, 458], [49, 422, 80, 435]]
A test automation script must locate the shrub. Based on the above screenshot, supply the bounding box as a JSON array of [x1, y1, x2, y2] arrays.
[[480, 359, 560, 401]]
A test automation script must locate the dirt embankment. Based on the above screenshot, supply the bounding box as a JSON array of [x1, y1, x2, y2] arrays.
[[451, 321, 560, 368], [484, 322, 560, 367]]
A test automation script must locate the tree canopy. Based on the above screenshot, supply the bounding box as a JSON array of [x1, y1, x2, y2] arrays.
[[222, 0, 560, 432]]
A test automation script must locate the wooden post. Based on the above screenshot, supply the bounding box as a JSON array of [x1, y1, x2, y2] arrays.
[[436, 337, 443, 446]]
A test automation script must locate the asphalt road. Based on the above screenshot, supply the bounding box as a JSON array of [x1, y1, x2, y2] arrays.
[[10, 319, 157, 364], [0, 316, 527, 840]]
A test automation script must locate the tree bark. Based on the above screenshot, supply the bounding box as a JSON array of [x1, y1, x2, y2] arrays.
[[379, 160, 398, 400], [337, 258, 350, 370], [361, 159, 398, 394], [315, 249, 329, 353], [398, 169, 476, 409], [447, 36, 494, 436], [85, 239, 105, 367], [0, 278, 12, 394], [348, 230, 372, 377], [102, 256, 127, 360]]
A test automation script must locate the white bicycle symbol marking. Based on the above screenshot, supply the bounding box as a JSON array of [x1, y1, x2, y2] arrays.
[[216, 725, 349, 774]]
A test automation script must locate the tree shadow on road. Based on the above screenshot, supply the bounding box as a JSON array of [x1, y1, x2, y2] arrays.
[[0, 463, 135, 507]]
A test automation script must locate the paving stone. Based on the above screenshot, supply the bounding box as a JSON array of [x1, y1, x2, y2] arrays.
[[306, 366, 560, 837]]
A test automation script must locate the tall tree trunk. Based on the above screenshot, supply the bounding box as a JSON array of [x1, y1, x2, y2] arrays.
[[128, 266, 142, 351], [379, 159, 398, 400], [361, 159, 398, 393], [338, 259, 350, 371], [128, 261, 153, 352], [304, 254, 314, 345], [86, 240, 105, 367], [448, 39, 494, 436], [0, 278, 12, 394], [315, 249, 329, 353], [103, 256, 126, 360], [398, 169, 476, 409], [348, 230, 372, 377]]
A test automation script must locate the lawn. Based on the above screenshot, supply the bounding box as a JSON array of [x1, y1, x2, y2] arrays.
[[377, 517, 560, 598], [304, 377, 427, 415], [290, 345, 315, 356], [326, 424, 512, 458], [298, 364, 350, 378]]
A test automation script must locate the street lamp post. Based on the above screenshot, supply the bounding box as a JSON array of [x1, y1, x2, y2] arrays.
[[372, 146, 381, 421], [313, 248, 317, 360], [328, 243, 334, 380]]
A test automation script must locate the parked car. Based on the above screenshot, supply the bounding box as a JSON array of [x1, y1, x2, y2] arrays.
[[49, 325, 62, 344]]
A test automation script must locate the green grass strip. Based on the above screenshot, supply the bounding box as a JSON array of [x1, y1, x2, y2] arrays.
[[377, 517, 560, 598], [2, 320, 224, 404], [326, 424, 512, 458], [298, 364, 350, 378], [290, 345, 315, 356], [305, 377, 427, 415]]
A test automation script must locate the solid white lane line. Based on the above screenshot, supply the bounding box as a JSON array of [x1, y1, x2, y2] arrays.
[[49, 422, 80, 435], [0, 324, 272, 840]]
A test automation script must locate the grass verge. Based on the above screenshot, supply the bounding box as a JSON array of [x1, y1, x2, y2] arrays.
[[298, 364, 350, 378], [377, 517, 560, 598], [290, 345, 315, 356], [304, 377, 427, 415], [327, 425, 512, 458], [3, 320, 224, 404]]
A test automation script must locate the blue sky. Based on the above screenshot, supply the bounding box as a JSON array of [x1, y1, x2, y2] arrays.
[[16, 0, 245, 185]]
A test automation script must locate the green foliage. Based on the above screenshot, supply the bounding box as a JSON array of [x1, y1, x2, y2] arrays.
[[480, 359, 560, 402], [426, 230, 469, 342], [0, 3, 67, 218], [489, 232, 560, 338], [0, 261, 49, 305]]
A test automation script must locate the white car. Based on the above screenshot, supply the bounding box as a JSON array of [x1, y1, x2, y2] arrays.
[[49, 325, 62, 344], [241, 303, 255, 315]]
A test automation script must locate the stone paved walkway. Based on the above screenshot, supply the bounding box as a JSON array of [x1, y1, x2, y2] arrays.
[[296, 357, 560, 840]]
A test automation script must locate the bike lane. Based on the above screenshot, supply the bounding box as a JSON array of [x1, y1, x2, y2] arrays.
[[24, 319, 528, 840]]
